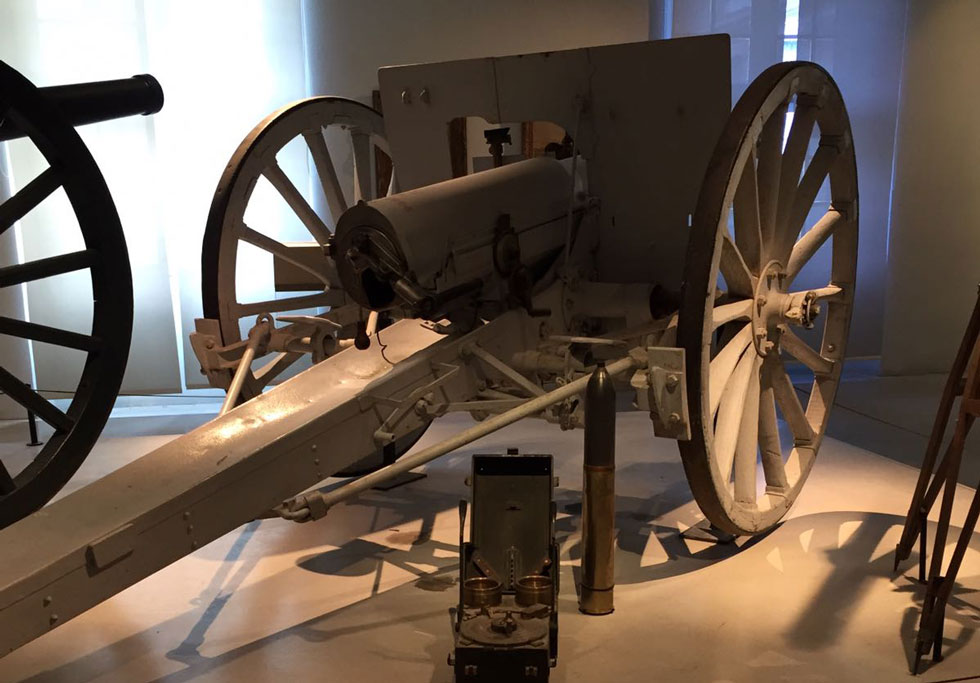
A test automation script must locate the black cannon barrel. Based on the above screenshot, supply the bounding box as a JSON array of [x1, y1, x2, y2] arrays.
[[0, 74, 164, 141]]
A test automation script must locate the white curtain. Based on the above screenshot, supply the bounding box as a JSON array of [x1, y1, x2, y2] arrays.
[[0, 0, 309, 398]]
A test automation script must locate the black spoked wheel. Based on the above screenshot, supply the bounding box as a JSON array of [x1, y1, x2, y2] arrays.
[[0, 61, 133, 528]]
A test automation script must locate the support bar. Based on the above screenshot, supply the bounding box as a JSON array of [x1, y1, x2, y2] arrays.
[[303, 354, 637, 516]]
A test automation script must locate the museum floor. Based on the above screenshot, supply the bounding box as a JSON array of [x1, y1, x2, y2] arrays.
[[1, 369, 979, 683]]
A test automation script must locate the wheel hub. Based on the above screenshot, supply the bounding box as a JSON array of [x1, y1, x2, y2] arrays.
[[751, 260, 821, 357]]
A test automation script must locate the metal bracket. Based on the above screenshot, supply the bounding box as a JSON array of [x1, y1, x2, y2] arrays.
[[85, 523, 136, 573], [190, 312, 366, 391], [371, 362, 460, 445], [679, 519, 736, 544], [631, 346, 690, 441], [463, 343, 545, 397], [189, 318, 233, 389]]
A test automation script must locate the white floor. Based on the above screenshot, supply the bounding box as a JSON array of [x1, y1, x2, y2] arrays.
[[1, 373, 979, 683]]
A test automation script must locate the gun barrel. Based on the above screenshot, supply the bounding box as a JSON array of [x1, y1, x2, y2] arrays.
[[0, 74, 164, 141]]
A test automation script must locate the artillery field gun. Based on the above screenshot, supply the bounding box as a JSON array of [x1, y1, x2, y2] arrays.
[[0, 35, 858, 674]]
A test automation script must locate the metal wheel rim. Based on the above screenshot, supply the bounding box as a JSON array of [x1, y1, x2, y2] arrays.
[[677, 62, 858, 535], [0, 61, 133, 528]]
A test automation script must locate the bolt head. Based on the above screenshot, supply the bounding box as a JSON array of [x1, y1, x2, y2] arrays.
[[668, 412, 681, 424]]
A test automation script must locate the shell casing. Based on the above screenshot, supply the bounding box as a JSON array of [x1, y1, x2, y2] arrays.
[[580, 464, 615, 614]]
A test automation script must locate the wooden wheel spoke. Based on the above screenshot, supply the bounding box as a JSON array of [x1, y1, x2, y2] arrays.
[[0, 167, 61, 236], [387, 168, 398, 196], [253, 351, 304, 389], [756, 100, 788, 250], [0, 458, 15, 494], [786, 209, 842, 283], [239, 224, 333, 287], [351, 131, 375, 202], [733, 148, 763, 272], [709, 323, 753, 417], [787, 284, 844, 303], [759, 360, 789, 491], [0, 316, 100, 352], [715, 347, 758, 482], [0, 366, 72, 432], [780, 142, 840, 260], [734, 355, 762, 504], [775, 101, 819, 231], [720, 233, 755, 297], [235, 291, 339, 318], [303, 129, 349, 223], [205, 98, 391, 409], [769, 355, 814, 444], [0, 249, 95, 287], [780, 327, 834, 375], [712, 299, 753, 330], [262, 162, 332, 245]]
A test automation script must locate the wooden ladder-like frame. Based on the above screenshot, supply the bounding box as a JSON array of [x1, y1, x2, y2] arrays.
[[894, 286, 980, 673]]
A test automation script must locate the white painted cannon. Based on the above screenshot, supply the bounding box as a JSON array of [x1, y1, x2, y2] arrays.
[[0, 35, 857, 656]]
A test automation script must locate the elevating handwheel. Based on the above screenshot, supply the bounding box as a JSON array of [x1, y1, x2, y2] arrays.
[[677, 62, 858, 535]]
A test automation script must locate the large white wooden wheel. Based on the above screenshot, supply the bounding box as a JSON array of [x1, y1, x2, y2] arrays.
[[677, 62, 858, 536], [201, 96, 426, 475], [201, 96, 391, 401]]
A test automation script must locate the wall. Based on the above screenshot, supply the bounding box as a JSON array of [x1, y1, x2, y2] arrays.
[[882, 0, 980, 374], [302, 0, 649, 107], [822, 0, 908, 359]]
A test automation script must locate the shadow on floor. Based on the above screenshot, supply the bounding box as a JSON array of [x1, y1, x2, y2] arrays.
[[22, 509, 979, 683], [772, 511, 980, 680]]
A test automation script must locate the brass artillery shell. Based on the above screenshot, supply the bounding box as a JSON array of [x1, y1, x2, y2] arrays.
[[580, 362, 616, 615]]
